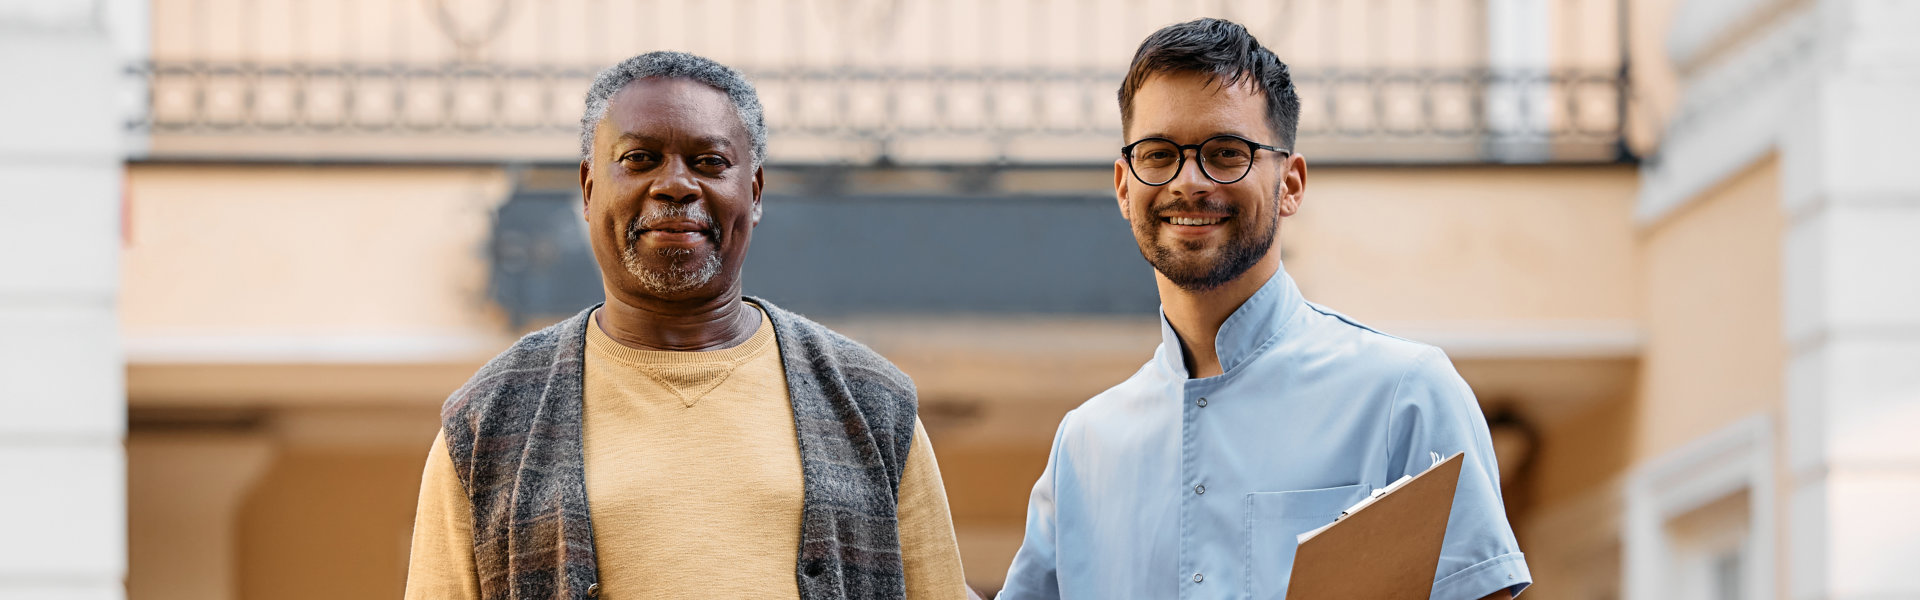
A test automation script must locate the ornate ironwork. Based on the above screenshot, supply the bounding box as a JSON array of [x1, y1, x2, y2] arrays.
[[126, 61, 1627, 164]]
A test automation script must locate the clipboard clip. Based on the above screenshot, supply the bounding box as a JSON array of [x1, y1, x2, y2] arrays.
[[1298, 451, 1452, 543]]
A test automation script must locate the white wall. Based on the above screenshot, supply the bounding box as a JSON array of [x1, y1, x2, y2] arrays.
[[1645, 0, 1920, 598], [0, 1, 130, 598], [1780, 2, 1920, 598]]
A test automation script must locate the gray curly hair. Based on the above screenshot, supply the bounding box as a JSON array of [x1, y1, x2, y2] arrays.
[[578, 51, 768, 167]]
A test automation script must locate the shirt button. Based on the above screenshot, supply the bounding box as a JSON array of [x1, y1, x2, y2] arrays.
[[586, 582, 601, 598], [1196, 397, 1208, 407], [1193, 573, 1204, 583], [1194, 484, 1206, 495]]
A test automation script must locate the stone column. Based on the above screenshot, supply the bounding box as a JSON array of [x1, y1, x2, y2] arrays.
[[126, 435, 275, 600], [0, 1, 129, 599], [1781, 1, 1920, 599]]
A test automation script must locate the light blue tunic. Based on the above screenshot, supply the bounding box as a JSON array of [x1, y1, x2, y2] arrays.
[[999, 268, 1531, 600]]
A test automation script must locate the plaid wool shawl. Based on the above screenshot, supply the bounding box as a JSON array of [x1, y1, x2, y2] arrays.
[[439, 297, 919, 599]]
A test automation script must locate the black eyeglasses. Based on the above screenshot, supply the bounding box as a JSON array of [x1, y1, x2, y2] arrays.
[[1120, 135, 1290, 186]]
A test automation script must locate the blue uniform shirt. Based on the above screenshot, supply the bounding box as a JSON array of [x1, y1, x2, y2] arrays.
[[1000, 268, 1531, 600]]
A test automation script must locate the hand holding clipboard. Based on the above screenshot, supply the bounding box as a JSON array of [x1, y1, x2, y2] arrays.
[[1286, 452, 1465, 600]]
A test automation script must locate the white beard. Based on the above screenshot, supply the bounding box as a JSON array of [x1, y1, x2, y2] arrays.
[[622, 245, 722, 295]]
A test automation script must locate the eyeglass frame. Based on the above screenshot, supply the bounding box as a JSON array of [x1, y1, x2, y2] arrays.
[[1119, 134, 1291, 186]]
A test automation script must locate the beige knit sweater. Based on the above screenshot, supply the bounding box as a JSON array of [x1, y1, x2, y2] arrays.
[[405, 306, 968, 599]]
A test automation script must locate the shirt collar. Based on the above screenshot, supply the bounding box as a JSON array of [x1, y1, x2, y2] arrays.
[[1157, 266, 1304, 378]]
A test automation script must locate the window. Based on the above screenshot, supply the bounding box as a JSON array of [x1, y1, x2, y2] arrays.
[[1624, 415, 1774, 600]]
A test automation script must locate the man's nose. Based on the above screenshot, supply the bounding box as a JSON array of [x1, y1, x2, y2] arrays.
[[649, 158, 700, 203], [1166, 149, 1214, 198]]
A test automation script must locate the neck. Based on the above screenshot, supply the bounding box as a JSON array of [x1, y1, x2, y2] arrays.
[[594, 287, 759, 352], [1158, 251, 1282, 379]]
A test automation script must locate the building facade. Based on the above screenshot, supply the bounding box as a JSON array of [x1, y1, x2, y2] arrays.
[[1, 0, 1914, 599]]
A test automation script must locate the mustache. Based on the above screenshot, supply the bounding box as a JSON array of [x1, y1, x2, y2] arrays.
[[625, 203, 719, 243], [1150, 197, 1238, 218]]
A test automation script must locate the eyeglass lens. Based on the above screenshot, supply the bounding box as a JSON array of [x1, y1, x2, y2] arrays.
[[1128, 137, 1258, 185]]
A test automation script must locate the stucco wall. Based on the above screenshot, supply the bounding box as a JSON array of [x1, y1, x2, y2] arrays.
[[122, 165, 511, 342], [1289, 165, 1641, 325], [1634, 154, 1784, 460]]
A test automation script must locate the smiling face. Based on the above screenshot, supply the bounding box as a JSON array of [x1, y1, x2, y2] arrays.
[[1116, 71, 1304, 292], [580, 77, 764, 304]]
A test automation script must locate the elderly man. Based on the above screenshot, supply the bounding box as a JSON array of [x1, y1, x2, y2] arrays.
[[998, 19, 1530, 600], [404, 51, 968, 600]]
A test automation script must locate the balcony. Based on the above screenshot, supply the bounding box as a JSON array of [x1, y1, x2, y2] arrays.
[[128, 0, 1631, 165]]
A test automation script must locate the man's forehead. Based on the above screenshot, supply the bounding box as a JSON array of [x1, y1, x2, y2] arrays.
[[1129, 71, 1268, 138], [601, 77, 744, 136]]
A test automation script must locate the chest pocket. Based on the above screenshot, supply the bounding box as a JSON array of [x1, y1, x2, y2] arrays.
[[1244, 484, 1370, 600]]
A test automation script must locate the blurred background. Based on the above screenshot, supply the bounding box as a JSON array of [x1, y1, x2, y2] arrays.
[[3, 0, 1918, 598]]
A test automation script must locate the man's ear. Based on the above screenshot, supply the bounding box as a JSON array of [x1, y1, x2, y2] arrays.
[[750, 165, 765, 226], [1277, 153, 1307, 217], [578, 159, 593, 220], [1114, 158, 1132, 221]]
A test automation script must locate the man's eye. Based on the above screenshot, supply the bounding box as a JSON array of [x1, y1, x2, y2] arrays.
[[621, 153, 658, 165], [694, 155, 731, 169], [1143, 150, 1175, 161]]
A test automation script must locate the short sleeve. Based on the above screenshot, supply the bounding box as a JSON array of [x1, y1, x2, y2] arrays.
[[997, 410, 1073, 600], [1388, 348, 1532, 599]]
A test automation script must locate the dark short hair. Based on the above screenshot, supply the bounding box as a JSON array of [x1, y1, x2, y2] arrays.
[[1117, 18, 1301, 150]]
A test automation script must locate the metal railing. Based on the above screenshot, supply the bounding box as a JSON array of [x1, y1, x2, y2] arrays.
[[127, 62, 1627, 164], [127, 0, 1631, 165]]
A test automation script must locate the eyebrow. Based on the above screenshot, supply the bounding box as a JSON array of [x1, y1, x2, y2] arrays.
[[1134, 130, 1255, 142], [613, 133, 737, 151]]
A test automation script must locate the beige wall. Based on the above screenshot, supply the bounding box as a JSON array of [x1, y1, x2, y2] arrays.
[[127, 433, 274, 600], [127, 408, 440, 600], [1288, 166, 1641, 325], [123, 165, 512, 340], [237, 446, 429, 600], [1626, 0, 1684, 155], [123, 164, 1643, 341], [1632, 154, 1790, 599], [121, 164, 513, 598], [1633, 154, 1783, 460], [1514, 393, 1636, 600], [1534, 390, 1639, 510]]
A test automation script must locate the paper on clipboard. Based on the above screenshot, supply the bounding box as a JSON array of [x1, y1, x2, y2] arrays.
[[1284, 451, 1464, 600]]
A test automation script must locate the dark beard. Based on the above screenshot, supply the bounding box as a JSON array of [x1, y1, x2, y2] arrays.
[[1134, 189, 1280, 292]]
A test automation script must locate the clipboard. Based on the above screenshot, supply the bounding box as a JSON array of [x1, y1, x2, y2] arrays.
[[1285, 452, 1464, 600]]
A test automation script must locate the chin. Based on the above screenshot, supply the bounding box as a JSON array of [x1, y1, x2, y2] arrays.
[[631, 263, 723, 297], [1160, 245, 1223, 268], [620, 244, 721, 292]]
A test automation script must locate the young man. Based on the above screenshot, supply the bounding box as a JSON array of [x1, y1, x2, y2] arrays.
[[404, 51, 968, 599], [999, 19, 1530, 600]]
